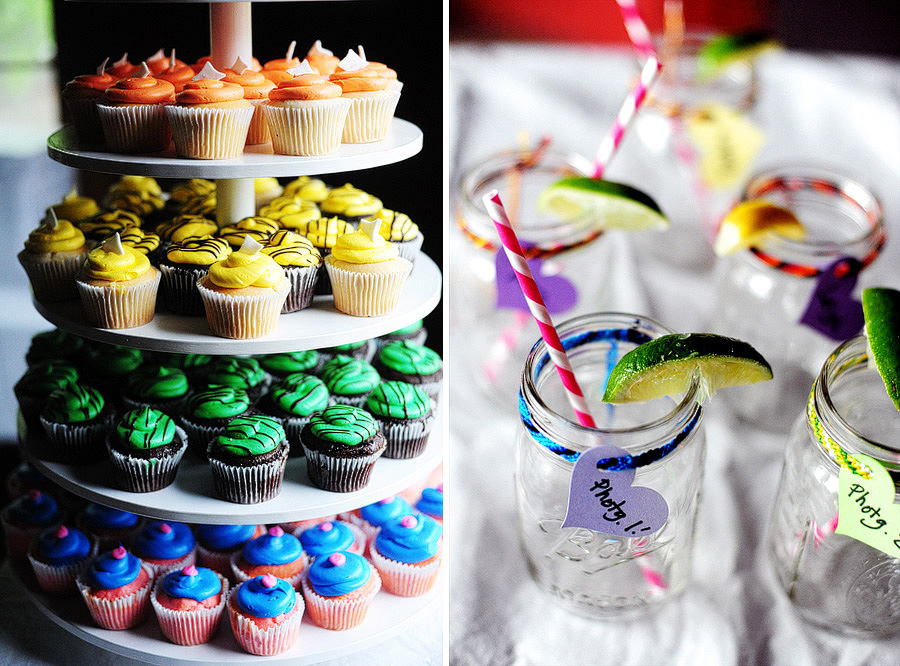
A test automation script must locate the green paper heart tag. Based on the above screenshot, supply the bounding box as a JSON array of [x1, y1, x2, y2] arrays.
[[836, 453, 900, 558]]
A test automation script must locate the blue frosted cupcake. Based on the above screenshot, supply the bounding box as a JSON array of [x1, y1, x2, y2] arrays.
[[230, 526, 305, 590], [76, 546, 154, 630], [415, 485, 444, 524], [228, 573, 304, 655], [300, 551, 381, 630], [78, 502, 143, 551], [131, 520, 196, 578], [151, 564, 229, 645], [1, 489, 63, 560], [369, 513, 443, 596], [296, 520, 365, 566], [348, 494, 414, 550], [195, 523, 266, 580], [28, 524, 97, 595]]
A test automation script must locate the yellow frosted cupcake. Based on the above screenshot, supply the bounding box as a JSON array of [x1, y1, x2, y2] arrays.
[[259, 196, 320, 224], [328, 51, 400, 144], [218, 216, 279, 249], [325, 220, 412, 317], [75, 233, 161, 329], [255, 178, 284, 209], [372, 208, 423, 263], [197, 236, 290, 339], [261, 230, 322, 313], [18, 209, 89, 302], [51, 187, 100, 224], [319, 183, 382, 222], [282, 176, 330, 203]]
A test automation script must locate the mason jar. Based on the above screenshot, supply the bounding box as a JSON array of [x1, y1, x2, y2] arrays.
[[451, 148, 616, 410], [710, 166, 885, 428], [515, 312, 706, 619], [766, 334, 900, 635]]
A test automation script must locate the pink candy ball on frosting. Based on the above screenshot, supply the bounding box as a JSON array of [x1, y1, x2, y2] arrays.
[[158, 522, 173, 534], [268, 526, 284, 537], [56, 525, 69, 539], [182, 565, 198, 576], [379, 495, 395, 505], [113, 545, 127, 559], [261, 573, 278, 588], [328, 552, 346, 567], [400, 515, 418, 529], [318, 522, 334, 532]]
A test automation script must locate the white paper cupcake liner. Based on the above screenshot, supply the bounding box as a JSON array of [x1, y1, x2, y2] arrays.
[[18, 250, 88, 302], [229, 552, 305, 590], [341, 90, 401, 143], [300, 567, 381, 630], [302, 446, 385, 493], [150, 572, 229, 645], [105, 427, 188, 493], [325, 258, 412, 317], [378, 413, 435, 459], [208, 443, 289, 504], [28, 539, 98, 596], [228, 590, 305, 656], [245, 99, 270, 145], [282, 264, 321, 313], [75, 269, 161, 329], [158, 263, 208, 315], [39, 410, 115, 463], [137, 550, 197, 580], [96, 103, 172, 153], [197, 278, 290, 339], [166, 104, 254, 159], [369, 542, 442, 597], [263, 98, 352, 156], [328, 392, 371, 408], [395, 233, 424, 264], [64, 96, 106, 144], [76, 564, 154, 630]]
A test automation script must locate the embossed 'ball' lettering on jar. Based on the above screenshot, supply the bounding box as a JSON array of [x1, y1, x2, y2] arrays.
[[514, 313, 706, 619]]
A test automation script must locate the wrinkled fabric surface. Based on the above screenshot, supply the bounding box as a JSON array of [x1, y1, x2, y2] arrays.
[[449, 43, 899, 666]]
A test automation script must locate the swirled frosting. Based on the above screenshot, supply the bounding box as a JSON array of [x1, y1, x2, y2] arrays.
[[283, 176, 330, 202], [185, 386, 251, 420], [134, 521, 194, 560], [242, 527, 302, 565], [206, 357, 267, 391], [261, 230, 322, 267], [374, 209, 419, 242], [259, 196, 320, 223], [359, 495, 413, 528], [165, 235, 232, 266], [222, 67, 276, 100], [320, 184, 382, 219], [366, 381, 431, 419], [258, 350, 319, 376], [119, 228, 160, 255], [114, 406, 177, 450], [329, 66, 389, 94], [299, 522, 355, 559], [25, 329, 84, 365], [218, 216, 279, 248], [52, 189, 100, 223], [270, 373, 329, 417], [145, 49, 184, 74], [105, 72, 175, 105], [214, 415, 285, 456], [416, 487, 443, 519], [374, 514, 442, 564], [307, 404, 378, 446], [154, 59, 195, 92], [377, 341, 442, 376], [43, 384, 105, 423], [80, 235, 154, 282], [63, 65, 119, 100], [235, 574, 296, 617], [269, 73, 342, 101], [5, 490, 60, 526], [106, 53, 139, 79], [196, 523, 259, 551], [125, 366, 189, 401], [78, 210, 142, 244], [330, 225, 398, 264], [88, 547, 142, 589], [180, 194, 217, 218], [207, 238, 285, 289], [161, 565, 221, 601], [83, 503, 139, 530], [170, 179, 216, 205], [307, 551, 371, 597], [24, 215, 85, 254], [305, 40, 340, 76], [320, 356, 380, 397], [176, 79, 248, 107], [109, 175, 163, 199], [85, 344, 144, 379], [156, 214, 218, 242], [37, 525, 92, 565], [15, 360, 79, 398]]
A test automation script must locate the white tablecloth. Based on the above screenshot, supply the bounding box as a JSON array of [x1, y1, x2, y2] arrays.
[[449, 43, 900, 665]]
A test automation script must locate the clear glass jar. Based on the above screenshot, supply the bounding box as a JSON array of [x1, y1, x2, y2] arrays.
[[710, 166, 885, 428], [628, 32, 760, 269], [515, 312, 706, 619], [451, 149, 616, 410], [766, 335, 900, 636]]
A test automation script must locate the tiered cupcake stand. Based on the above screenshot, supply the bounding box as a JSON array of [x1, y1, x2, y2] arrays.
[[12, 2, 443, 663]]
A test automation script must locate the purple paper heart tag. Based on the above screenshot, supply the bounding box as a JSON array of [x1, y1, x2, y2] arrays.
[[563, 446, 669, 537], [799, 257, 865, 341], [495, 249, 579, 314]]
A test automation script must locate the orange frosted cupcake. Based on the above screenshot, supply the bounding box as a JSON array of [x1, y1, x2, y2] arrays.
[[74, 233, 161, 329], [166, 62, 253, 159], [196, 236, 290, 339], [223, 57, 276, 145], [264, 61, 351, 156], [96, 62, 175, 153], [152, 49, 195, 92], [305, 40, 340, 76], [325, 219, 412, 316], [145, 48, 186, 75], [329, 51, 400, 143], [261, 40, 301, 84], [18, 209, 89, 302], [192, 55, 262, 74], [356, 45, 402, 91], [61, 58, 119, 143], [106, 52, 139, 79]]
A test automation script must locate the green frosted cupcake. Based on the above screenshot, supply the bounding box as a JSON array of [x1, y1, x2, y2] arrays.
[[256, 350, 322, 379], [205, 356, 271, 404], [372, 341, 442, 402], [365, 381, 434, 459], [208, 415, 289, 504], [39, 383, 115, 462], [319, 338, 376, 364], [319, 355, 380, 407], [121, 365, 191, 414], [15, 360, 80, 427], [376, 320, 427, 349], [79, 343, 146, 397], [106, 406, 188, 492], [177, 387, 255, 459], [25, 329, 86, 366], [259, 373, 331, 453]]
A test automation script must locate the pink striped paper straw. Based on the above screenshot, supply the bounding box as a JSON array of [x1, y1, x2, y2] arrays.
[[615, 0, 656, 61], [592, 55, 662, 178], [483, 191, 597, 428]]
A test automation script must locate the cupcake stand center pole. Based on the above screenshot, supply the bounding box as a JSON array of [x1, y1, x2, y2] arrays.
[[210, 1, 256, 225]]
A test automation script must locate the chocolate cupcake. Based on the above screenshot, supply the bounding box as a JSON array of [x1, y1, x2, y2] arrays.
[[158, 235, 232, 316], [204, 356, 271, 404], [208, 415, 289, 504], [300, 404, 386, 492], [217, 216, 279, 249], [319, 355, 380, 407], [260, 230, 322, 313], [78, 209, 143, 248], [79, 343, 146, 397], [376, 319, 427, 349], [153, 351, 213, 388], [25, 328, 86, 366], [281, 175, 330, 203], [119, 227, 164, 265], [372, 208, 423, 264], [121, 365, 192, 414], [285, 216, 354, 295], [372, 341, 443, 402], [365, 381, 434, 459], [177, 387, 255, 459], [39, 383, 115, 463], [256, 350, 322, 379], [258, 373, 330, 454], [14, 359, 80, 427], [106, 406, 188, 492]]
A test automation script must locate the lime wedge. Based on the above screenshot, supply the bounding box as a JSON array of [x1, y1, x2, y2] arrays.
[[697, 31, 779, 81], [862, 287, 900, 410], [602, 333, 773, 403], [713, 200, 806, 256], [537, 178, 669, 231]]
